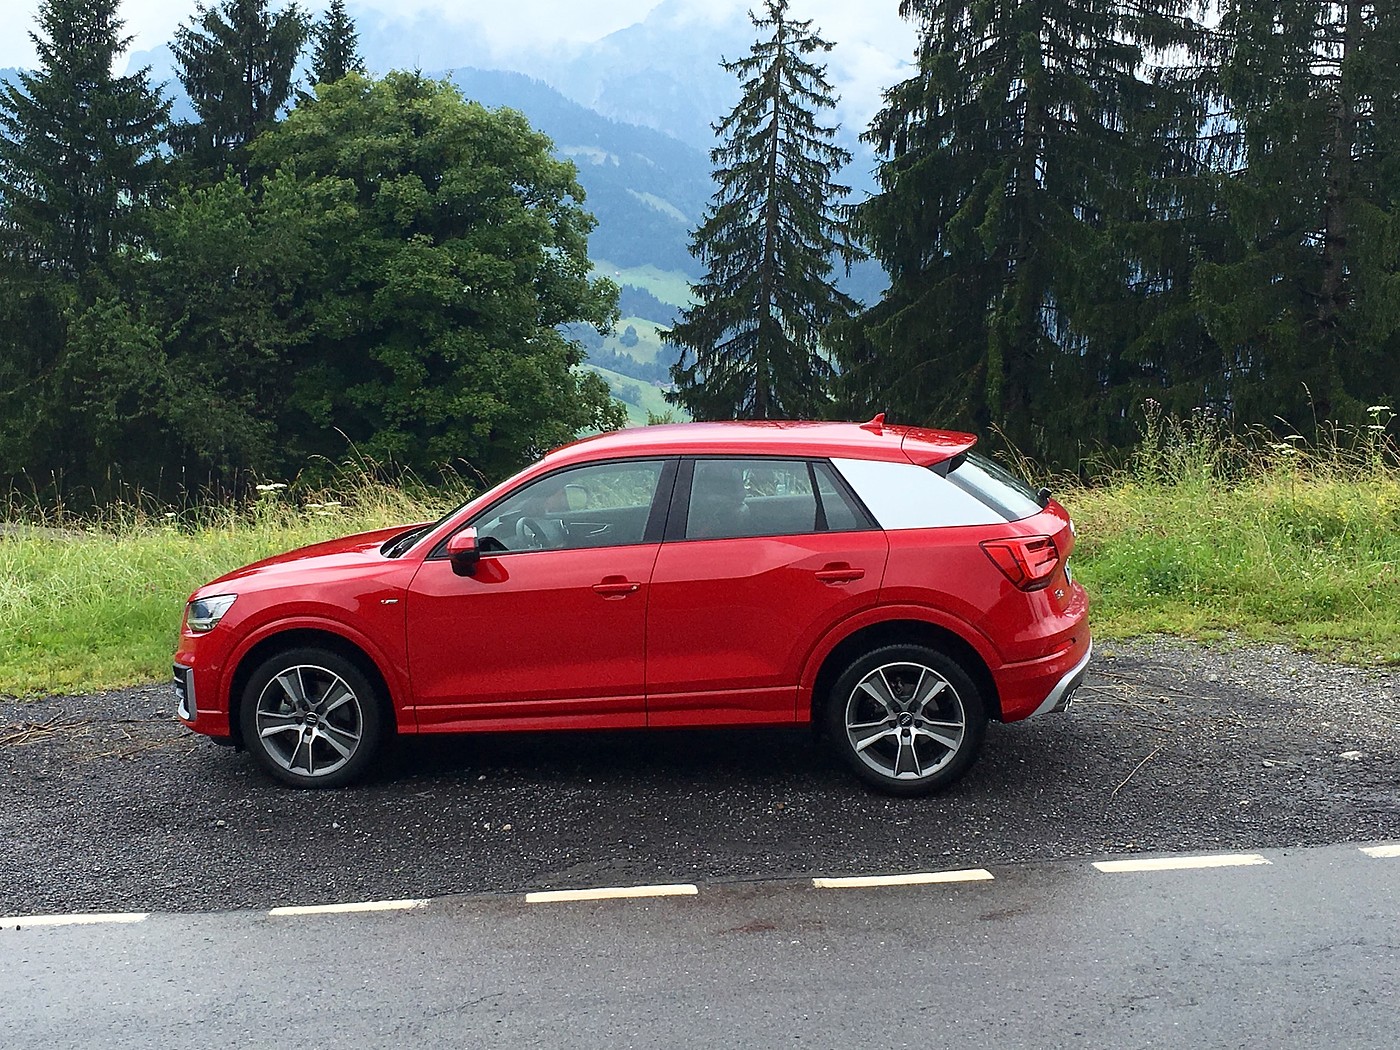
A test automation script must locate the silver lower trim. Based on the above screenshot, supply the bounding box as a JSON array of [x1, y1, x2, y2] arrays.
[[1028, 638, 1093, 718], [173, 664, 196, 721]]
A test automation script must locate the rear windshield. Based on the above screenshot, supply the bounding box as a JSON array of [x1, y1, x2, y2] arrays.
[[946, 451, 1044, 521]]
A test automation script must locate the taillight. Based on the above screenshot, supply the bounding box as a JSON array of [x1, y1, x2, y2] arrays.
[[980, 536, 1060, 591]]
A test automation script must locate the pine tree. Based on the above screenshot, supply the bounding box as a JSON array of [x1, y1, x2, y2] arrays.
[[836, 0, 1209, 464], [665, 0, 862, 421], [170, 0, 310, 178], [0, 0, 168, 284], [1200, 2, 1400, 430], [311, 0, 365, 85], [0, 0, 168, 486]]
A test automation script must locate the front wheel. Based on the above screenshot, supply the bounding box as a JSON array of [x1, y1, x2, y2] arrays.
[[239, 647, 384, 788], [824, 644, 986, 796]]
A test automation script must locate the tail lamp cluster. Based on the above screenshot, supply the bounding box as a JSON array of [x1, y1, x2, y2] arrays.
[[980, 536, 1061, 590]]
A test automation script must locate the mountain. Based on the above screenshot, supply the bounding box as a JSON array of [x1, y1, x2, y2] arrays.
[[446, 68, 709, 277], [518, 0, 748, 151]]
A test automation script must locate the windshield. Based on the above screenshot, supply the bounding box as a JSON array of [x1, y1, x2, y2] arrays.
[[381, 501, 469, 558]]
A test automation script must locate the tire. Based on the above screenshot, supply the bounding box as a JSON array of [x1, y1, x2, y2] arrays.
[[238, 647, 385, 788], [824, 643, 986, 797]]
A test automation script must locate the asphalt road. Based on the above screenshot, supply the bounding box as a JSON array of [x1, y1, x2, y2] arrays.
[[2, 843, 1397, 1049], [1, 639, 1397, 916]]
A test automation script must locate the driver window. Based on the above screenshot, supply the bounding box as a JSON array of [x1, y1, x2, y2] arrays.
[[471, 460, 664, 553]]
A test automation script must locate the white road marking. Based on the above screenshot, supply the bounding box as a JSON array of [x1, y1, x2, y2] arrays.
[[268, 899, 430, 917], [525, 884, 699, 904], [1360, 844, 1400, 859], [1093, 853, 1271, 873], [1, 912, 150, 929], [812, 869, 995, 889]]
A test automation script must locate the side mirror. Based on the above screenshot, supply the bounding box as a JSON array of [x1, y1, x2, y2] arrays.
[[446, 527, 481, 577]]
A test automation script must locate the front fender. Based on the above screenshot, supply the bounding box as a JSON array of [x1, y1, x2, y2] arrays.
[[219, 613, 413, 731]]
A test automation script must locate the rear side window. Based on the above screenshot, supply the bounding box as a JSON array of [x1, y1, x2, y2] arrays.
[[946, 452, 1044, 521], [832, 452, 1042, 530], [683, 459, 872, 540]]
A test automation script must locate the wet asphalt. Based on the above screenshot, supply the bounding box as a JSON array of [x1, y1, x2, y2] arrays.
[[1, 639, 1397, 916]]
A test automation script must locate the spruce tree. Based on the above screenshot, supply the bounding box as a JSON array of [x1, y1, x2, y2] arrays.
[[836, 0, 1209, 464], [0, 0, 168, 284], [311, 0, 365, 85], [0, 0, 168, 485], [665, 0, 861, 421], [1200, 1, 1400, 430], [170, 0, 310, 178]]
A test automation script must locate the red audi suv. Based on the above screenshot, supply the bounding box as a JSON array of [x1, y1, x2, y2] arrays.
[[174, 418, 1090, 795]]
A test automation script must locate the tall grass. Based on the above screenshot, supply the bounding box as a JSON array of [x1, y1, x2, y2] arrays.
[[2, 409, 1397, 697], [0, 467, 468, 695], [1063, 402, 1400, 663]]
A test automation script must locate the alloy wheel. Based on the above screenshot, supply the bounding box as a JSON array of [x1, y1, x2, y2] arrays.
[[843, 661, 967, 782], [253, 664, 365, 778]]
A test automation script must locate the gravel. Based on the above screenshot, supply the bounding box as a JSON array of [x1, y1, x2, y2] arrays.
[[1, 638, 1397, 916]]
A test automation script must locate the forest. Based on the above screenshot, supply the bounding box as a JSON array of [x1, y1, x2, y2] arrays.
[[1, 0, 1397, 503]]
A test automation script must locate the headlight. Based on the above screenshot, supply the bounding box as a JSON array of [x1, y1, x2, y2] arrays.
[[187, 594, 237, 633]]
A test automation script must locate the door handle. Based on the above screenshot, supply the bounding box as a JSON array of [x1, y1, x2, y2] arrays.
[[815, 564, 865, 584], [593, 576, 641, 598]]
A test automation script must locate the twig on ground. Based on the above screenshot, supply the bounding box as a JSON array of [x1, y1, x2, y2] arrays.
[[0, 716, 88, 747], [1106, 736, 1174, 807]]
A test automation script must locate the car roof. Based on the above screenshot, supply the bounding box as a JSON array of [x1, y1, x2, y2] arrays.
[[542, 418, 977, 470]]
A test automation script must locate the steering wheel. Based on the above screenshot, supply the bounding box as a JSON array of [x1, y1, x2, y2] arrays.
[[514, 516, 552, 550]]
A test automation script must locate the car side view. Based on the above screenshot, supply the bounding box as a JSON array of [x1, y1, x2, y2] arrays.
[[174, 417, 1091, 795]]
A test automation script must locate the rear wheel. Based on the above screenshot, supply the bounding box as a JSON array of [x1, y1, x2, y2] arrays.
[[825, 644, 985, 796], [239, 647, 384, 788]]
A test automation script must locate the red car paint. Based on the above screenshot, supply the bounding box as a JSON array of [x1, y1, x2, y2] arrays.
[[174, 420, 1090, 785]]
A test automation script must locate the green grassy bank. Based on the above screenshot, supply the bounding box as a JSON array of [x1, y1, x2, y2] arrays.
[[2, 423, 1397, 696]]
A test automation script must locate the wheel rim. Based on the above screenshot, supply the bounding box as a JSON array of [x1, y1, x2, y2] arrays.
[[253, 664, 364, 778], [843, 661, 967, 782]]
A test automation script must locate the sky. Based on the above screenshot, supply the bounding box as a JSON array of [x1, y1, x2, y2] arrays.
[[1, 1, 916, 76], [1, 2, 917, 135]]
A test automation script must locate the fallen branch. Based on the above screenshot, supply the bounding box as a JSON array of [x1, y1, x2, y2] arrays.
[[1106, 737, 1174, 806], [0, 716, 87, 747]]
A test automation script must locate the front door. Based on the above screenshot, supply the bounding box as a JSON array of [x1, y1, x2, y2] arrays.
[[405, 459, 672, 732]]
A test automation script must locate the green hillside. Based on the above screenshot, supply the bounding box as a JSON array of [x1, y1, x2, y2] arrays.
[[583, 364, 686, 426]]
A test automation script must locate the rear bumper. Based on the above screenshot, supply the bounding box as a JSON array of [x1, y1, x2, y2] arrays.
[[994, 633, 1093, 722], [1027, 639, 1093, 717]]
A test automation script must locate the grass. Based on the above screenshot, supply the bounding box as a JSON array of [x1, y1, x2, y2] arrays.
[[591, 259, 695, 308], [2, 409, 1397, 696], [1057, 406, 1400, 664], [583, 363, 682, 426], [0, 475, 466, 696]]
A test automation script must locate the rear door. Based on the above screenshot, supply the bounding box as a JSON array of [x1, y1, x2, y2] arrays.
[[645, 457, 888, 727]]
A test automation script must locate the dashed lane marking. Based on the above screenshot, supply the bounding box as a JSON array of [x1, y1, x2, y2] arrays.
[[268, 899, 430, 917], [1360, 844, 1400, 859], [1, 912, 150, 929], [812, 868, 994, 889], [525, 884, 699, 904], [1093, 853, 1271, 873]]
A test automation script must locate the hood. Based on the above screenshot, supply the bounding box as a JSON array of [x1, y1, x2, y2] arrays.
[[191, 524, 422, 598]]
